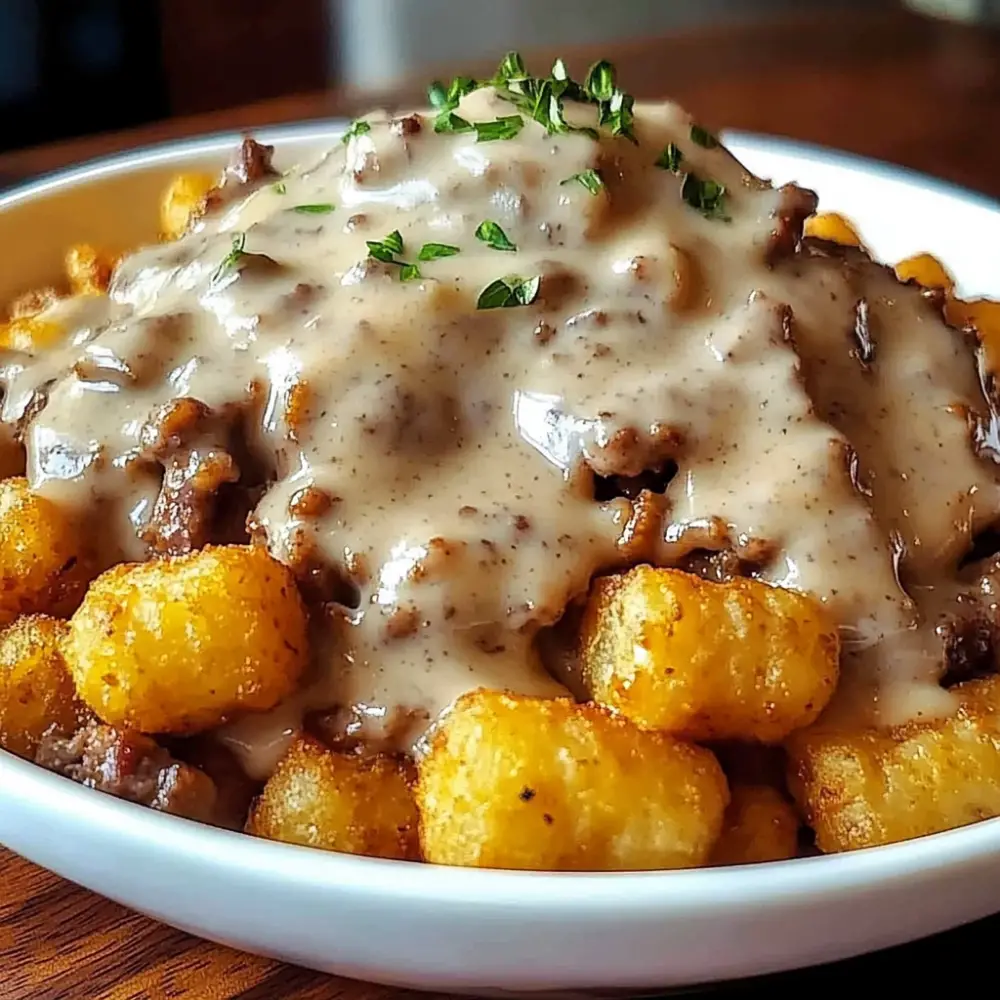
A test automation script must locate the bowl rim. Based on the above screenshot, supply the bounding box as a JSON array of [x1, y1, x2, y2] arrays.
[[2, 119, 999, 215], [3, 124, 1000, 912], [5, 743, 1000, 909]]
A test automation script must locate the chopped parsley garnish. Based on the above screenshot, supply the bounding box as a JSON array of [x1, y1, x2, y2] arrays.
[[292, 203, 335, 214], [366, 230, 404, 262], [690, 124, 719, 148], [584, 60, 616, 102], [529, 78, 598, 140], [474, 115, 524, 142], [428, 76, 479, 133], [655, 143, 683, 172], [561, 169, 604, 195], [272, 181, 287, 195], [599, 88, 637, 144], [425, 53, 638, 146], [342, 119, 372, 143], [417, 242, 461, 261], [475, 220, 517, 252], [681, 174, 729, 221], [433, 109, 524, 142], [428, 81, 448, 109], [212, 233, 247, 282], [366, 230, 412, 275], [496, 52, 528, 82], [365, 232, 461, 279], [433, 111, 473, 134], [477, 275, 540, 309]]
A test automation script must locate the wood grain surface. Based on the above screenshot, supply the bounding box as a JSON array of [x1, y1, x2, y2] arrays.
[[3, 6, 1000, 998]]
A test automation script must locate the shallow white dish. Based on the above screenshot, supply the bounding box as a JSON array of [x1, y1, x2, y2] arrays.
[[2, 126, 1000, 995]]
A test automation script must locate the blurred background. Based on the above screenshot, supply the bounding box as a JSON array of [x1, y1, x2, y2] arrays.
[[0, 0, 913, 154]]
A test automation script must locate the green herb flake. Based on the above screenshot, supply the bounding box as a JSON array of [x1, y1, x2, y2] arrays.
[[365, 230, 437, 280], [434, 111, 474, 135], [428, 80, 449, 109], [417, 242, 461, 262], [366, 230, 404, 263], [681, 174, 730, 221], [476, 275, 540, 309], [496, 52, 528, 83], [213, 233, 247, 282], [342, 119, 372, 143], [366, 242, 395, 264], [384, 230, 404, 255], [292, 203, 335, 214], [272, 181, 287, 195], [560, 169, 604, 196], [602, 89, 637, 144], [430, 76, 481, 132], [475, 220, 517, 252], [474, 115, 524, 142], [690, 124, 719, 149], [655, 143, 683, 172], [584, 60, 616, 102]]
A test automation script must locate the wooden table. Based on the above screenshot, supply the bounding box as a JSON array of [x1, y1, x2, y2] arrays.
[[3, 6, 1000, 997]]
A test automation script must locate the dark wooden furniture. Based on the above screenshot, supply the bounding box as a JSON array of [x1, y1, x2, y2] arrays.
[[2, 7, 1000, 997]]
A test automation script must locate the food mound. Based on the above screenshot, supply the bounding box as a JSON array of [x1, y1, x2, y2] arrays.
[[3, 54, 1000, 869]]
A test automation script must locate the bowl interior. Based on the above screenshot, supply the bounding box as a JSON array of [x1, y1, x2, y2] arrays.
[[1, 124, 1000, 889]]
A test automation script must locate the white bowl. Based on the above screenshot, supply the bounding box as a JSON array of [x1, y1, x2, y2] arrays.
[[2, 127, 1000, 995]]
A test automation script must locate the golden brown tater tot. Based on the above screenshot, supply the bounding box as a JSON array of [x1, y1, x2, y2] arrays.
[[711, 785, 799, 866], [580, 566, 839, 743], [65, 545, 309, 734], [787, 674, 1000, 852], [417, 689, 728, 870], [248, 736, 420, 860], [0, 478, 90, 627], [0, 616, 83, 759]]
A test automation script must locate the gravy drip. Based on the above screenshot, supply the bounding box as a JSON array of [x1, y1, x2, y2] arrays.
[[2, 89, 998, 775]]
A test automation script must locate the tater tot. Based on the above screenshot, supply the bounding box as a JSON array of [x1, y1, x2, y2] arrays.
[[160, 172, 215, 240], [711, 785, 799, 866], [804, 212, 863, 247], [247, 736, 420, 860], [580, 566, 839, 743], [7, 287, 58, 320], [0, 316, 64, 354], [894, 252, 954, 292], [417, 690, 729, 870], [65, 244, 115, 296], [0, 616, 83, 759], [65, 544, 309, 734], [787, 675, 1000, 853], [947, 297, 1000, 374], [0, 478, 90, 627]]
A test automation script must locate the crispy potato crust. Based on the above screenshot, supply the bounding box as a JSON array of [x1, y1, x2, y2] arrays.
[[65, 244, 116, 296], [581, 566, 839, 743], [894, 252, 954, 292], [0, 478, 91, 627], [711, 785, 799, 866], [803, 212, 864, 247], [0, 316, 65, 353], [247, 735, 420, 860], [787, 675, 1000, 852], [65, 544, 309, 734], [417, 689, 729, 871], [160, 172, 215, 240], [0, 615, 83, 759]]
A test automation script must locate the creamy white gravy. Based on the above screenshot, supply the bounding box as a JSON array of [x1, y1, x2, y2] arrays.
[[2, 88, 997, 777]]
